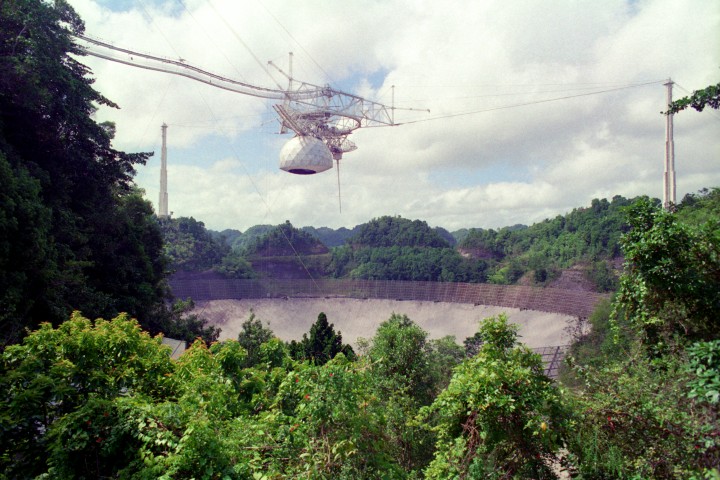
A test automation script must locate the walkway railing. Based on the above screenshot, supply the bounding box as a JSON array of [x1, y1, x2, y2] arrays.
[[532, 345, 569, 378]]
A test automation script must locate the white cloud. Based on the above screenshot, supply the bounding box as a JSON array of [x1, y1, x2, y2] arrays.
[[69, 0, 720, 232]]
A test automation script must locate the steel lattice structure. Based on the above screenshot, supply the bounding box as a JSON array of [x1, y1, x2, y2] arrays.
[[74, 34, 419, 168]]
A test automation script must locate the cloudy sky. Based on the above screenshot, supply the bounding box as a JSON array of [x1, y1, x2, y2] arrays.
[[69, 0, 719, 232]]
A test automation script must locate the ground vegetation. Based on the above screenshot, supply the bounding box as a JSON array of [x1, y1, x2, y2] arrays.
[[3, 192, 719, 477]]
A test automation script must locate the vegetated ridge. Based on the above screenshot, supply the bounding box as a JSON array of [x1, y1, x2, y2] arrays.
[[179, 195, 647, 293]]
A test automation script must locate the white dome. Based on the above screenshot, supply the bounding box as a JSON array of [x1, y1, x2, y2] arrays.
[[279, 136, 333, 175]]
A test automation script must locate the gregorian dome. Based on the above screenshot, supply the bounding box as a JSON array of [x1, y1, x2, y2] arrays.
[[279, 135, 333, 175]]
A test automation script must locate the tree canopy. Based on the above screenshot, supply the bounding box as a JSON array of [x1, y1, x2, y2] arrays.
[[288, 312, 355, 365], [0, 1, 217, 345], [244, 221, 329, 257], [0, 0, 169, 344], [160, 216, 230, 272], [665, 81, 720, 114], [350, 216, 451, 248]]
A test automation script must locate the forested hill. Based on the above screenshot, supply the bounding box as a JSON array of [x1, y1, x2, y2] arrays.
[[188, 191, 720, 292], [454, 195, 637, 288], [196, 194, 710, 289], [301, 225, 361, 247], [459, 195, 632, 262], [5, 187, 719, 477], [349, 216, 453, 248], [244, 221, 329, 257]]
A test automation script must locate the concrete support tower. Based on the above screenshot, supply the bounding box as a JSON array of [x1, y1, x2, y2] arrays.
[[663, 79, 676, 210], [159, 123, 169, 218]]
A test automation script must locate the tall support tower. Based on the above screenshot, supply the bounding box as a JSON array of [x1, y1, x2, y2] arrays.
[[663, 79, 676, 210], [159, 123, 169, 218]]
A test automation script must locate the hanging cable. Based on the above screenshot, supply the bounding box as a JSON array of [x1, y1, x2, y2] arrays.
[[392, 80, 665, 126], [206, 0, 286, 91], [254, 0, 336, 86]]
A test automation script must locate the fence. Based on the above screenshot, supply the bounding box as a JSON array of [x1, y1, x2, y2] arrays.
[[169, 277, 607, 318], [532, 345, 568, 378]]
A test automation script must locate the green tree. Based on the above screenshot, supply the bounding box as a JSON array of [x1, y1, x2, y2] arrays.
[[665, 81, 720, 114], [427, 335, 465, 395], [244, 220, 328, 257], [147, 298, 220, 344], [350, 216, 451, 248], [367, 314, 438, 472], [0, 0, 183, 342], [561, 195, 720, 478], [236, 312, 274, 367], [369, 313, 434, 405], [678, 187, 720, 228], [615, 198, 720, 346], [160, 216, 229, 272], [290, 312, 355, 365], [87, 189, 168, 322], [0, 312, 175, 478], [563, 348, 717, 478], [421, 314, 567, 479], [559, 297, 631, 386], [463, 331, 484, 357], [0, 313, 402, 479], [213, 251, 256, 279], [0, 152, 52, 346]]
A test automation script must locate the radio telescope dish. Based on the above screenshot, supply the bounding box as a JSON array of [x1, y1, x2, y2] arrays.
[[279, 135, 333, 175]]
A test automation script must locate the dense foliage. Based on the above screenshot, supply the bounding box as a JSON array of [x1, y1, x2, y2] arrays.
[[244, 221, 329, 257], [458, 195, 635, 289], [160, 217, 230, 272], [206, 198, 647, 289], [327, 216, 486, 282], [677, 187, 720, 228], [0, 0, 181, 345], [288, 312, 355, 365], [322, 200, 634, 286], [329, 244, 488, 282], [2, 192, 719, 478], [349, 216, 451, 248], [615, 197, 720, 345], [213, 224, 273, 252], [665, 81, 720, 114], [0, 311, 494, 478], [422, 314, 567, 479], [561, 195, 720, 478]]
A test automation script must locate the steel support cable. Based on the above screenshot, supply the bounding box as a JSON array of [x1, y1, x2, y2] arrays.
[[76, 35, 317, 100], [95, 2, 289, 255], [73, 39, 379, 290], [206, 0, 285, 91], [76, 34, 403, 128], [395, 82, 669, 103], [174, 0, 253, 85], [393, 80, 666, 126], [76, 40, 324, 289], [81, 48, 295, 100], [179, 81, 323, 292], [254, 0, 336, 86]]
